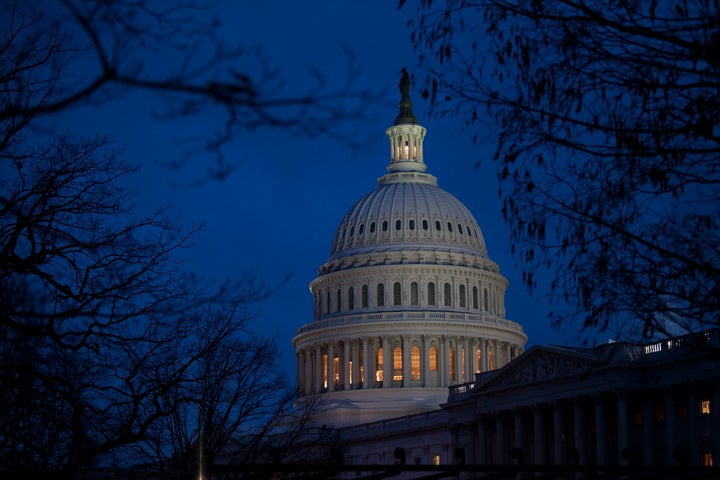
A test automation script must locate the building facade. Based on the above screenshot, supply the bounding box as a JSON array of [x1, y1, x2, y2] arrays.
[[292, 70, 526, 427]]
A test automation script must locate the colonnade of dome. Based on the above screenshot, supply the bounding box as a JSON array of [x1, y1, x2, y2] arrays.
[[293, 70, 527, 426]]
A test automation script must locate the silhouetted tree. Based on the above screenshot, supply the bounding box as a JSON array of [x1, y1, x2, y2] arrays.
[[0, 0, 350, 476], [405, 0, 720, 343]]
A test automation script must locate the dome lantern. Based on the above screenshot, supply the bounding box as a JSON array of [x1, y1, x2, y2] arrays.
[[386, 68, 427, 173]]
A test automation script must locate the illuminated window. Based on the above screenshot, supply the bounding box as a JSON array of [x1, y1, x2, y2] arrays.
[[393, 282, 401, 306], [428, 282, 436, 306], [410, 282, 419, 305], [488, 350, 495, 370], [476, 348, 482, 373], [472, 287, 479, 309], [393, 346, 403, 381], [432, 455, 441, 465], [411, 346, 420, 380], [349, 360, 353, 384], [701, 400, 711, 415], [429, 346, 438, 371], [377, 283, 385, 307], [459, 285, 466, 308], [361, 284, 368, 308], [322, 353, 328, 388], [376, 347, 383, 382], [449, 347, 456, 383], [461, 347, 465, 379], [348, 286, 354, 310], [704, 453, 713, 467], [333, 357, 339, 385], [444, 283, 452, 307]]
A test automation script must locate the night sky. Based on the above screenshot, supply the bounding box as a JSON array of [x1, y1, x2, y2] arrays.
[[68, 2, 573, 378]]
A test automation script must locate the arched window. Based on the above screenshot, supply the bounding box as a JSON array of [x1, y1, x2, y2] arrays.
[[359, 223, 364, 235], [476, 348, 482, 373], [447, 222, 453, 232], [409, 219, 415, 230], [458, 224, 463, 234], [422, 219, 429, 230], [382, 220, 388, 232], [361, 284, 369, 308], [429, 346, 438, 371], [393, 282, 401, 306], [428, 282, 436, 306], [393, 346, 403, 381], [376, 347, 384, 382], [449, 347, 456, 383], [472, 286, 479, 309], [411, 346, 421, 380], [410, 282, 419, 305], [435, 220, 441, 231], [459, 284, 466, 308], [336, 289, 342, 313], [377, 283, 385, 307], [370, 221, 376, 233], [395, 219, 402, 230], [348, 286, 354, 310], [444, 282, 452, 307]]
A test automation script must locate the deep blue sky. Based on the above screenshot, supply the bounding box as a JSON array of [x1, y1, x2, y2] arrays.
[[69, 2, 574, 377]]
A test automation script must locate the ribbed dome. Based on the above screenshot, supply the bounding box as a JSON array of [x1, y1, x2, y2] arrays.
[[328, 171, 488, 261]]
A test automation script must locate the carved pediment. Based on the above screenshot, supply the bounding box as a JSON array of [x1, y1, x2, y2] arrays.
[[479, 346, 610, 391]]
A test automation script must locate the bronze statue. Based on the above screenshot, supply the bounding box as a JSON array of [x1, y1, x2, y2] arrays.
[[399, 67, 410, 97]]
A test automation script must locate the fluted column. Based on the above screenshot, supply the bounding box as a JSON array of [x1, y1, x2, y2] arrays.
[[480, 338, 488, 372], [402, 336, 410, 387], [552, 401, 564, 465], [327, 342, 335, 392], [315, 345, 322, 393], [664, 390, 676, 465], [363, 337, 371, 388], [493, 340, 500, 370], [382, 336, 391, 387], [343, 340, 351, 390], [464, 337, 472, 382], [477, 419, 487, 464], [304, 349, 312, 395], [443, 335, 451, 387], [351, 339, 360, 389], [594, 394, 607, 465], [496, 413, 507, 464], [422, 335, 429, 387], [533, 405, 545, 465], [688, 388, 699, 465], [573, 398, 586, 465], [616, 392, 629, 465], [513, 409, 525, 463]]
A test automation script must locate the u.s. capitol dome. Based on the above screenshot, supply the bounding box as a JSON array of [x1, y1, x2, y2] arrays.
[[293, 70, 527, 427]]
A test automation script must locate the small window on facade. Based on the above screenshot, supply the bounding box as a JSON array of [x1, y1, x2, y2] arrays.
[[447, 222, 453, 232], [393, 282, 401, 306], [435, 220, 441, 231], [458, 224, 463, 234], [393, 346, 402, 380], [322, 353, 328, 388], [410, 282, 419, 305], [444, 282, 452, 307], [348, 286, 354, 310], [422, 219, 429, 230], [359, 224, 364, 235], [459, 285, 466, 308], [655, 406, 665, 422], [336, 289, 342, 313], [411, 346, 421, 380], [382, 220, 388, 232], [429, 346, 438, 371], [377, 283, 385, 307], [703, 453, 713, 467], [333, 356, 339, 385], [473, 286, 479, 309], [449, 347, 456, 383], [409, 219, 415, 230], [361, 284, 369, 308], [370, 221, 376, 233], [476, 348, 482, 373], [376, 347, 383, 382], [432, 455, 441, 466], [428, 282, 436, 306], [701, 400, 711, 415], [395, 219, 402, 230]]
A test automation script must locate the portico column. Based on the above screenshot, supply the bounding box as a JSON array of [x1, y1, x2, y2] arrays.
[[533, 404, 545, 465], [351, 339, 360, 389], [363, 337, 371, 387], [595, 394, 607, 465], [642, 395, 654, 465], [552, 401, 564, 465], [304, 349, 312, 395], [327, 342, 335, 392], [382, 336, 391, 387], [513, 409, 525, 463], [443, 335, 451, 387], [477, 418, 487, 464], [688, 388, 699, 465], [315, 345, 322, 393], [343, 340, 351, 390], [616, 392, 629, 465], [496, 413, 507, 464], [664, 389, 676, 465], [402, 335, 410, 387], [573, 398, 586, 465]]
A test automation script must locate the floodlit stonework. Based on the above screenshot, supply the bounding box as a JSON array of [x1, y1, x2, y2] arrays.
[[292, 73, 527, 427]]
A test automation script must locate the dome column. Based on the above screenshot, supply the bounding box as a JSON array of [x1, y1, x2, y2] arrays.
[[382, 336, 391, 387], [443, 335, 451, 387], [315, 345, 322, 393], [422, 335, 430, 387], [327, 342, 335, 392], [304, 349, 312, 395], [402, 335, 410, 387], [363, 337, 371, 388], [343, 340, 351, 390], [351, 339, 360, 389]]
